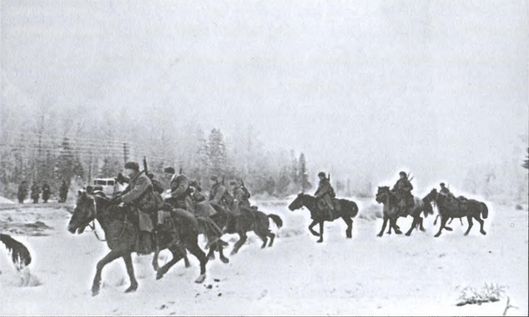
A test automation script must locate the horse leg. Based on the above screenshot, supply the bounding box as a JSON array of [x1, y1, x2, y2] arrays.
[[308, 220, 319, 237], [267, 231, 275, 247], [185, 241, 208, 283], [434, 216, 449, 237], [343, 217, 352, 238], [152, 249, 160, 272], [91, 250, 123, 296], [448, 217, 454, 225], [316, 221, 324, 243], [123, 253, 138, 293], [207, 242, 216, 261], [218, 243, 230, 263], [405, 217, 417, 236], [377, 217, 388, 237], [156, 248, 183, 280], [391, 218, 402, 234], [474, 215, 486, 235], [231, 232, 247, 255], [183, 253, 191, 268], [464, 216, 473, 236], [257, 231, 268, 249], [419, 216, 425, 231]]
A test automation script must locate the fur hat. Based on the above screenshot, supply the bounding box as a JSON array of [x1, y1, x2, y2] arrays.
[[318, 171, 326, 178], [164, 167, 175, 174], [124, 161, 139, 171]]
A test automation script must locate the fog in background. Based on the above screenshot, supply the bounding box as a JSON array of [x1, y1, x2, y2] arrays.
[[1, 0, 528, 194]]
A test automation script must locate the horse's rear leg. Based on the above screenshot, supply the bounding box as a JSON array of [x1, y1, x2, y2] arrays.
[[377, 217, 388, 237], [186, 242, 208, 283], [123, 253, 138, 293], [343, 217, 352, 238], [92, 250, 123, 296], [257, 232, 268, 249], [218, 244, 230, 263], [156, 249, 183, 280], [231, 232, 247, 255], [464, 216, 473, 235], [267, 232, 275, 247], [474, 215, 486, 235], [184, 253, 191, 268]]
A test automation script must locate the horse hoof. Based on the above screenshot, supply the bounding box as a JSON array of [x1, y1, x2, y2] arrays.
[[405, 232, 411, 237], [395, 230, 402, 235], [125, 285, 138, 293], [220, 257, 230, 264], [185, 263, 191, 269], [434, 234, 441, 238], [195, 274, 206, 284], [91, 288, 100, 297], [445, 227, 453, 231], [156, 272, 164, 280], [377, 234, 383, 238], [316, 239, 323, 243], [481, 231, 487, 235]]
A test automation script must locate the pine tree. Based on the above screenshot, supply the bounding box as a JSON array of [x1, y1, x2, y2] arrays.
[[276, 166, 291, 196], [298, 153, 311, 191], [99, 157, 122, 177], [207, 128, 227, 179], [55, 137, 84, 186]]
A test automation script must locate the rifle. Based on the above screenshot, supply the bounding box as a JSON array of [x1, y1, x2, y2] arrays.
[[143, 156, 149, 175]]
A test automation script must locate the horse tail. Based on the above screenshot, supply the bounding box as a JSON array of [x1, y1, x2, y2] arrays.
[[480, 202, 488, 219], [267, 214, 283, 229], [0, 233, 32, 269]]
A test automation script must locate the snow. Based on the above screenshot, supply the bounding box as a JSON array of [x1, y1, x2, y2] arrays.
[[0, 199, 527, 316], [0, 196, 15, 204]]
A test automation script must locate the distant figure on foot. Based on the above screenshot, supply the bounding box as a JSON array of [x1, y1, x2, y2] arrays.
[[17, 181, 28, 204], [42, 182, 51, 203], [30, 182, 40, 204]]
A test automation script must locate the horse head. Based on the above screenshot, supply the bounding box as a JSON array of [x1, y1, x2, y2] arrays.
[[375, 186, 390, 204], [67, 190, 107, 234], [288, 193, 306, 211]]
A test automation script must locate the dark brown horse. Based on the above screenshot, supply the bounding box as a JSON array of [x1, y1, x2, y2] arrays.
[[288, 193, 359, 243], [208, 204, 283, 256], [428, 189, 488, 237], [1, 233, 32, 270], [67, 191, 208, 296], [375, 186, 435, 237]]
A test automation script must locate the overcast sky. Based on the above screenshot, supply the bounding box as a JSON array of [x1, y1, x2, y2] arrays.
[[1, 0, 528, 189]]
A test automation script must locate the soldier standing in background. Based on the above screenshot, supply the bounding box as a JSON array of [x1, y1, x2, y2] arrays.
[[31, 182, 40, 204], [59, 180, 69, 203], [42, 181, 51, 203], [17, 181, 29, 204]]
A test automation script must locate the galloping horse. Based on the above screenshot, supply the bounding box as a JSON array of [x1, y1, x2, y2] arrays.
[[427, 189, 488, 237], [67, 190, 208, 296], [375, 186, 435, 237], [208, 204, 283, 256], [288, 193, 359, 243]]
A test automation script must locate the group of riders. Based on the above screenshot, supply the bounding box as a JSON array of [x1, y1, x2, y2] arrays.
[[95, 160, 461, 253], [99, 161, 254, 253]]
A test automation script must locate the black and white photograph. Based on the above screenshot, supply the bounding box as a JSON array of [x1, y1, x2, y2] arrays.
[[0, 1, 528, 316]]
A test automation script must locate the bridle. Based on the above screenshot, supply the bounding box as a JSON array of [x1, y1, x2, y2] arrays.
[[84, 194, 128, 242]]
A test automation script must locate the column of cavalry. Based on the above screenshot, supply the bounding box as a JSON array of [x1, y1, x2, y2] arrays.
[[64, 160, 489, 296], [66, 159, 283, 296]]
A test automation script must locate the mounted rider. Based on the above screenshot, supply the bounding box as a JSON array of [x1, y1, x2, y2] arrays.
[[164, 167, 194, 213], [391, 171, 414, 212], [314, 171, 335, 220], [209, 176, 238, 232], [233, 180, 252, 210], [111, 161, 158, 254]]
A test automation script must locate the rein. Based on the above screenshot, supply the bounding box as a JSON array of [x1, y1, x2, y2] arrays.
[[88, 196, 128, 242]]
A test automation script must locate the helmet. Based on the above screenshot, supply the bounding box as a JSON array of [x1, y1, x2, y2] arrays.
[[399, 171, 407, 177], [440, 182, 446, 187], [318, 172, 326, 178]]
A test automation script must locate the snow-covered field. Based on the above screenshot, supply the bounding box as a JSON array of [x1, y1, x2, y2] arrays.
[[0, 199, 527, 316]]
